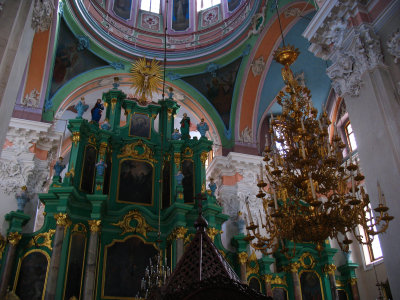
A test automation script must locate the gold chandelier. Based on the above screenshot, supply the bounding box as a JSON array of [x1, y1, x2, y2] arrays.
[[245, 45, 393, 255]]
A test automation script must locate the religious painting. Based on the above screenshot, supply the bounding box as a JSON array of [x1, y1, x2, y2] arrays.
[[112, 0, 132, 19], [162, 161, 171, 209], [228, 0, 241, 11], [80, 145, 97, 194], [103, 236, 158, 297], [248, 277, 261, 292], [49, 20, 107, 99], [15, 251, 49, 300], [172, 0, 189, 31], [118, 159, 153, 204], [129, 113, 151, 138], [103, 151, 112, 195], [338, 290, 348, 300], [182, 57, 242, 128], [300, 271, 323, 300], [272, 287, 288, 300], [64, 231, 86, 300], [182, 159, 194, 203]]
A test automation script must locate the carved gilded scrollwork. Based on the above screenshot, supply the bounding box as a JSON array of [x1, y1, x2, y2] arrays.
[[182, 147, 193, 159], [28, 229, 56, 250], [174, 153, 180, 169], [271, 275, 287, 285], [112, 210, 155, 237], [117, 140, 156, 163], [299, 252, 315, 269], [206, 227, 221, 242], [0, 234, 6, 259], [200, 151, 208, 165], [99, 142, 108, 156], [323, 264, 336, 275], [246, 251, 259, 278]]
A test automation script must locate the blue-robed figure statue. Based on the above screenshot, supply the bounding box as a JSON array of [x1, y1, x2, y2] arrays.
[[96, 159, 107, 176], [91, 99, 104, 123], [75, 97, 89, 118], [16, 186, 29, 212], [54, 157, 66, 177], [197, 118, 209, 138], [180, 113, 191, 140]]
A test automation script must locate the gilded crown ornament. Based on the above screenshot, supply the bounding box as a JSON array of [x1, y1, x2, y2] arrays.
[[244, 45, 393, 257]]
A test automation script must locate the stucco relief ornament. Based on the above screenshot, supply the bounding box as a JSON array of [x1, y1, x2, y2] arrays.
[[387, 29, 400, 63], [251, 56, 266, 76], [31, 0, 55, 32], [238, 126, 252, 143], [284, 7, 301, 18], [21, 89, 40, 108], [0, 159, 32, 195]]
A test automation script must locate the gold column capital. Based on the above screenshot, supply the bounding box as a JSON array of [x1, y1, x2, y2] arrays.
[[7, 232, 22, 246], [206, 227, 221, 242], [72, 132, 80, 146], [238, 252, 248, 264], [323, 264, 336, 275], [175, 227, 188, 240], [88, 220, 102, 232], [285, 262, 300, 273], [264, 274, 273, 283], [200, 151, 208, 165], [349, 278, 358, 285], [54, 213, 71, 227]]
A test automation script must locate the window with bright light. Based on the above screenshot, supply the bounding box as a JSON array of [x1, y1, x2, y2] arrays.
[[141, 0, 160, 13], [360, 203, 383, 264], [197, 0, 221, 11], [345, 122, 357, 152]]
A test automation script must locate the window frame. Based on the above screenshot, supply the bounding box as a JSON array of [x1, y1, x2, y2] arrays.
[[140, 0, 161, 14], [197, 0, 221, 12]]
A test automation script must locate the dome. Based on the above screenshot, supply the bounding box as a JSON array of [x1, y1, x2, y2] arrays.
[[70, 0, 259, 64]]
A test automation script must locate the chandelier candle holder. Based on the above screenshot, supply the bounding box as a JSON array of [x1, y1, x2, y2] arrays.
[[245, 45, 393, 256]]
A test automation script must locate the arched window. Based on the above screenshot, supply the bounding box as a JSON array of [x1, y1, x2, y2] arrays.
[[197, 0, 221, 11], [141, 0, 160, 13]]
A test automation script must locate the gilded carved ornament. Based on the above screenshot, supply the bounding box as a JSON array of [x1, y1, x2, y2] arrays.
[[349, 278, 358, 285], [72, 132, 80, 146], [246, 251, 259, 278], [7, 232, 22, 246], [0, 234, 6, 259], [200, 151, 208, 165], [54, 213, 71, 227], [111, 98, 117, 111], [323, 264, 336, 275], [264, 274, 273, 283], [87, 135, 96, 145], [182, 147, 193, 159], [167, 108, 174, 121], [117, 140, 156, 163], [72, 223, 87, 233], [238, 252, 248, 264], [284, 262, 301, 273], [270, 275, 287, 286], [174, 153, 180, 169], [99, 142, 108, 156], [206, 227, 222, 242], [88, 220, 102, 232], [28, 229, 56, 250], [299, 252, 316, 269], [112, 210, 155, 237], [174, 227, 188, 239]]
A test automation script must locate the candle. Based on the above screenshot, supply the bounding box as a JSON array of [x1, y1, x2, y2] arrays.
[[245, 200, 254, 224], [309, 172, 316, 200], [273, 189, 278, 209], [260, 163, 264, 179]]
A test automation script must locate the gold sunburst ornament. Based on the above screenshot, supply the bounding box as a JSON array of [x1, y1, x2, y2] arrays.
[[130, 57, 163, 104]]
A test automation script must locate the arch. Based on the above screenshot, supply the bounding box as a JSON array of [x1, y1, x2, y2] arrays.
[[236, 2, 315, 143]]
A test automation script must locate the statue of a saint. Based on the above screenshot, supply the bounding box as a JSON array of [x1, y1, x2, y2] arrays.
[[176, 171, 184, 186], [75, 97, 89, 119], [101, 119, 111, 130], [197, 118, 209, 138], [168, 87, 174, 99], [16, 186, 29, 212], [96, 159, 107, 177], [180, 113, 191, 140], [172, 128, 181, 140], [91, 99, 104, 123], [54, 157, 66, 177], [208, 178, 217, 196]]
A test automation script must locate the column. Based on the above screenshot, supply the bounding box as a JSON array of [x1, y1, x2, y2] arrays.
[[324, 264, 339, 300], [82, 220, 101, 300], [0, 232, 21, 299], [175, 227, 187, 263], [264, 274, 273, 297], [349, 278, 360, 300], [288, 262, 301, 300], [238, 252, 248, 283], [44, 213, 71, 300]]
